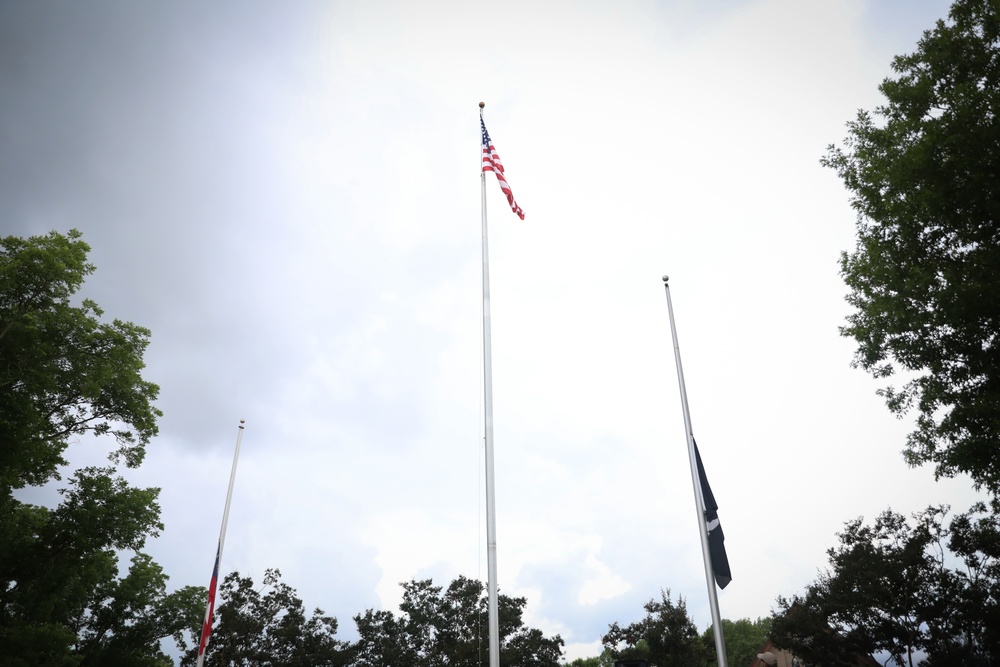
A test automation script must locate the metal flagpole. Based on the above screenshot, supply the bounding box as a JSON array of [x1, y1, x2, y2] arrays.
[[662, 276, 728, 667], [480, 102, 501, 667], [196, 419, 246, 667]]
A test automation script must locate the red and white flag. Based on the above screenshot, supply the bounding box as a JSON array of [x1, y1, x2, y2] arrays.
[[196, 543, 221, 663], [480, 115, 525, 220]]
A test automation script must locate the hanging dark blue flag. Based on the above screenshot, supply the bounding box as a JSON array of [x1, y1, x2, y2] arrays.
[[694, 440, 732, 589]]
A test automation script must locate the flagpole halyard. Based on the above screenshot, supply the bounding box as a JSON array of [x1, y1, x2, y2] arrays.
[[480, 102, 501, 667], [662, 277, 729, 667]]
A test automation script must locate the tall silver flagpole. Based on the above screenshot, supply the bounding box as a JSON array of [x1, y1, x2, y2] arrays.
[[662, 276, 728, 667], [196, 419, 246, 667], [480, 101, 501, 667]]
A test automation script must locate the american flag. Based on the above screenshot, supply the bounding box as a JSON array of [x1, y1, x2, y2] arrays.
[[196, 543, 221, 663], [480, 115, 525, 220]]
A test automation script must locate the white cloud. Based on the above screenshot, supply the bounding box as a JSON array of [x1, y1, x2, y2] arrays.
[[578, 554, 632, 606]]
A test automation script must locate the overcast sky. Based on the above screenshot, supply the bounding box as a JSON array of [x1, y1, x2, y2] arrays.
[[0, 0, 985, 662]]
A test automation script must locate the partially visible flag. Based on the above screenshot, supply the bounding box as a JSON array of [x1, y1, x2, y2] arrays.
[[196, 542, 222, 662], [694, 440, 732, 589], [480, 114, 525, 220]]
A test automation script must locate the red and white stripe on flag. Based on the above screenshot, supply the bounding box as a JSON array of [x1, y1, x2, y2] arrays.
[[480, 116, 525, 220], [197, 545, 222, 659]]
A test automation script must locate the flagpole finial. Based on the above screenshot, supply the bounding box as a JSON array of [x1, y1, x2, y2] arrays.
[[662, 275, 670, 283], [479, 101, 485, 108]]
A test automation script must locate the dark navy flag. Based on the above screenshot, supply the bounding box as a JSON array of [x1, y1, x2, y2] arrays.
[[694, 440, 732, 589]]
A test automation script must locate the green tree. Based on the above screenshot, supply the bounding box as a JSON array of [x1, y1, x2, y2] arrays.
[[0, 230, 197, 666], [351, 575, 564, 667], [922, 502, 1000, 666], [701, 617, 771, 667], [565, 656, 604, 667], [182, 568, 349, 667], [825, 0, 1000, 494], [73, 553, 206, 667], [601, 589, 708, 667], [772, 505, 1000, 667], [0, 230, 160, 489]]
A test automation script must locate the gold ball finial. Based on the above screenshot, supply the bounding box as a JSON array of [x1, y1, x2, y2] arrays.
[[479, 101, 485, 108]]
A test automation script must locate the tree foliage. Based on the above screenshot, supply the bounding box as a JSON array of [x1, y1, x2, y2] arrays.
[[565, 656, 606, 667], [702, 617, 771, 667], [825, 0, 1000, 493], [351, 575, 563, 667], [182, 568, 349, 667], [0, 230, 161, 489], [0, 230, 198, 666], [772, 505, 1000, 667], [601, 590, 708, 667]]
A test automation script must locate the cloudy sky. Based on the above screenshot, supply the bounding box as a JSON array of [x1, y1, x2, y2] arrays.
[[1, 0, 985, 661]]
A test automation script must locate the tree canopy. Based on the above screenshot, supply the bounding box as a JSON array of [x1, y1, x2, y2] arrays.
[[784, 2, 1000, 663], [182, 568, 349, 667], [601, 590, 708, 667], [772, 505, 1000, 667], [351, 575, 563, 667], [0, 230, 201, 666], [702, 617, 771, 667], [0, 229, 161, 489], [826, 0, 1000, 493]]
